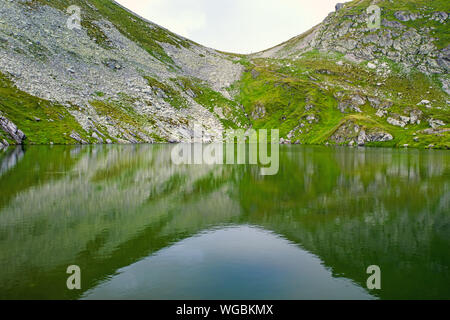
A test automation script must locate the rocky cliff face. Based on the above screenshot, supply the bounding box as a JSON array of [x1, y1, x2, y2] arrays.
[[0, 0, 449, 148], [257, 1, 449, 77]]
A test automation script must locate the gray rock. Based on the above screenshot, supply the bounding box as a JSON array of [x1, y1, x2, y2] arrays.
[[351, 94, 366, 106], [367, 132, 393, 143], [417, 99, 431, 105], [338, 100, 361, 113], [357, 129, 393, 146], [409, 109, 423, 124], [331, 120, 393, 146], [387, 117, 407, 128], [251, 104, 266, 120], [363, 34, 379, 44], [92, 131, 103, 143], [357, 130, 367, 146], [437, 53, 450, 71], [335, 3, 345, 12], [431, 12, 448, 23], [428, 118, 445, 129], [420, 128, 450, 135], [368, 97, 381, 109], [69, 131, 88, 144], [379, 31, 394, 48], [306, 114, 318, 123], [382, 19, 405, 29], [186, 88, 197, 98], [251, 69, 260, 79], [0, 113, 26, 144], [305, 104, 315, 111], [103, 59, 122, 70], [395, 11, 411, 22], [441, 77, 450, 95], [376, 109, 388, 118]]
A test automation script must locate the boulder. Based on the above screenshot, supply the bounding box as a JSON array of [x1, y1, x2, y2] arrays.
[[92, 131, 103, 143], [337, 95, 365, 113], [376, 109, 388, 118], [69, 131, 88, 144], [351, 94, 366, 106], [330, 120, 393, 146], [420, 128, 450, 135], [428, 118, 445, 129], [0, 114, 26, 144], [387, 117, 407, 128], [409, 109, 423, 124], [431, 12, 448, 23]]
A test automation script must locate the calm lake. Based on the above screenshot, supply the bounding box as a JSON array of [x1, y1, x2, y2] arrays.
[[0, 144, 449, 300]]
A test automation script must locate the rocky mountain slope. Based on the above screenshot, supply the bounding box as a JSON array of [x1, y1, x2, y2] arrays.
[[0, 0, 449, 148]]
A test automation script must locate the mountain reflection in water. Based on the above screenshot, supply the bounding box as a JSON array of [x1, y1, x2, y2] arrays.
[[83, 226, 374, 300], [0, 144, 448, 299]]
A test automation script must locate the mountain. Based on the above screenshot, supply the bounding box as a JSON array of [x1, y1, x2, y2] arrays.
[[0, 0, 449, 148]]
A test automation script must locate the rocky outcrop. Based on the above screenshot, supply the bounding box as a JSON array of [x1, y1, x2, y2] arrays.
[[69, 131, 87, 144], [357, 130, 393, 146], [335, 3, 345, 12], [337, 94, 366, 113], [428, 118, 446, 129], [256, 5, 449, 77], [330, 120, 393, 146], [0, 113, 26, 144], [387, 115, 408, 128], [420, 127, 450, 135], [409, 109, 423, 125]]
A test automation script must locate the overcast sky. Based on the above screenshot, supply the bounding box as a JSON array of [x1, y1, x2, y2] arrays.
[[116, 0, 346, 54]]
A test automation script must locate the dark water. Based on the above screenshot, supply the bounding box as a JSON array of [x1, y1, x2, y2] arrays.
[[0, 144, 449, 300]]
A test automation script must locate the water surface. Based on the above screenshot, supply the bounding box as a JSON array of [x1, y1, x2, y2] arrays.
[[0, 144, 449, 300]]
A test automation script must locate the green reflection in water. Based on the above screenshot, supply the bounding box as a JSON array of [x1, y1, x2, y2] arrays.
[[0, 144, 448, 300]]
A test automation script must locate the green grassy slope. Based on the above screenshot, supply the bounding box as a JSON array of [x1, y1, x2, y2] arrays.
[[236, 0, 449, 149], [236, 50, 449, 148]]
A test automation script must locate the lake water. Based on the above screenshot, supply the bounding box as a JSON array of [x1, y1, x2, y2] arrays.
[[0, 144, 449, 300]]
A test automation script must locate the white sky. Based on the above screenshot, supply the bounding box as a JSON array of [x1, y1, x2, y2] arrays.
[[115, 0, 346, 54]]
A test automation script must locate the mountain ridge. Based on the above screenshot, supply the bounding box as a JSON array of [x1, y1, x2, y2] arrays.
[[0, 0, 449, 148]]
